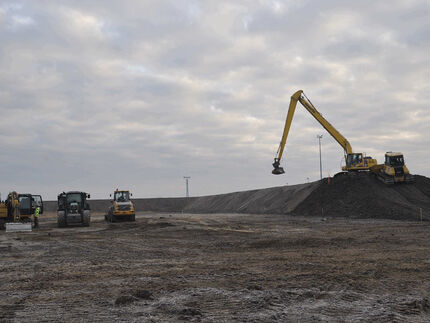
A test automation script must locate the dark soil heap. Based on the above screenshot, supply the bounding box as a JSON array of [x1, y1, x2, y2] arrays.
[[43, 174, 430, 221], [294, 173, 430, 220]]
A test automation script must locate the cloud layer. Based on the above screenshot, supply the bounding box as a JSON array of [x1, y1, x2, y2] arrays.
[[1, 0, 429, 199]]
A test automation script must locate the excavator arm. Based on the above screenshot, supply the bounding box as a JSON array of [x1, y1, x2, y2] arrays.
[[272, 90, 353, 175]]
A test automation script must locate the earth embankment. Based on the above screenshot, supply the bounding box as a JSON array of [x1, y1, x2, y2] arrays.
[[43, 174, 430, 220]]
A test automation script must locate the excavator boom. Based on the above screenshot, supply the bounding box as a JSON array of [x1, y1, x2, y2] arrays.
[[272, 90, 375, 175]]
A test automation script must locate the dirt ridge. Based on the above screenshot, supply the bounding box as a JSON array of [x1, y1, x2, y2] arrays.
[[43, 174, 430, 220]]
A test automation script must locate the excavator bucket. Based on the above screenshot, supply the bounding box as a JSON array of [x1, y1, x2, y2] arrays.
[[272, 167, 285, 175], [272, 160, 285, 175]]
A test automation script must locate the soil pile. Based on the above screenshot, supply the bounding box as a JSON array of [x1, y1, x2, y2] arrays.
[[43, 174, 430, 220], [294, 173, 430, 220], [183, 182, 319, 214]]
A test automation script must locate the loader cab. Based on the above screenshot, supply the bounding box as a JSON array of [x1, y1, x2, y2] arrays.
[[113, 190, 131, 202]]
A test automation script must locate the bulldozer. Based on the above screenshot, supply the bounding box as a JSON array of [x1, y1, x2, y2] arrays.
[[370, 152, 414, 184], [57, 191, 91, 227], [272, 90, 412, 185], [106, 189, 135, 222]]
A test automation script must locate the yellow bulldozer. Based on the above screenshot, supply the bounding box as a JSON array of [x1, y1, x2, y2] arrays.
[[370, 152, 414, 184], [272, 90, 412, 184]]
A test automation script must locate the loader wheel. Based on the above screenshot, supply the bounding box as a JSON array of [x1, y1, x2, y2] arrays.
[[130, 214, 135, 222]]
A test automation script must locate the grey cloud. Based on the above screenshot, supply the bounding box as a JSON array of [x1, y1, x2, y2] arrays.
[[0, 0, 429, 200]]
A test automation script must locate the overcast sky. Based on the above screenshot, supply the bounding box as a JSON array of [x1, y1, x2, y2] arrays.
[[0, 0, 429, 200]]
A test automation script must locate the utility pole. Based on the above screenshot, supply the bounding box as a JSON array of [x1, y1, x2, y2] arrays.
[[183, 176, 191, 197], [317, 135, 323, 180]]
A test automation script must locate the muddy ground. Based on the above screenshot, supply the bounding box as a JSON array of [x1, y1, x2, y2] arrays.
[[1, 212, 430, 322]]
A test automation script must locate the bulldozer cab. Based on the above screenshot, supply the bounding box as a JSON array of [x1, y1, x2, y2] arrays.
[[385, 153, 404, 167]]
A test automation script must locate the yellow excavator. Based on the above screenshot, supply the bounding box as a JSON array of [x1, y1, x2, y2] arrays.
[[272, 90, 377, 176], [272, 90, 414, 184]]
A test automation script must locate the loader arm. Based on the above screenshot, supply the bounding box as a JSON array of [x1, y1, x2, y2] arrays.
[[273, 90, 353, 174]]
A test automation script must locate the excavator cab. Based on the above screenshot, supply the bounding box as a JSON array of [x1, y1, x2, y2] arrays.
[[345, 153, 362, 169], [342, 153, 377, 171]]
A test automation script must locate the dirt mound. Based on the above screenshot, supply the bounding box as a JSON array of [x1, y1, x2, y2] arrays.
[[183, 182, 319, 214], [294, 173, 430, 220], [42, 174, 430, 220]]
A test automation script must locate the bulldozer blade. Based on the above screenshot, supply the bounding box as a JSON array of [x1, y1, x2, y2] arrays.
[[6, 222, 32, 232]]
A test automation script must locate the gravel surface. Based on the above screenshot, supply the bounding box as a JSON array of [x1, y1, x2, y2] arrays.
[[1, 212, 430, 322]]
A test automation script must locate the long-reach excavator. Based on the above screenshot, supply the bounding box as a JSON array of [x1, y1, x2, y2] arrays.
[[272, 90, 377, 176], [272, 90, 413, 184]]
